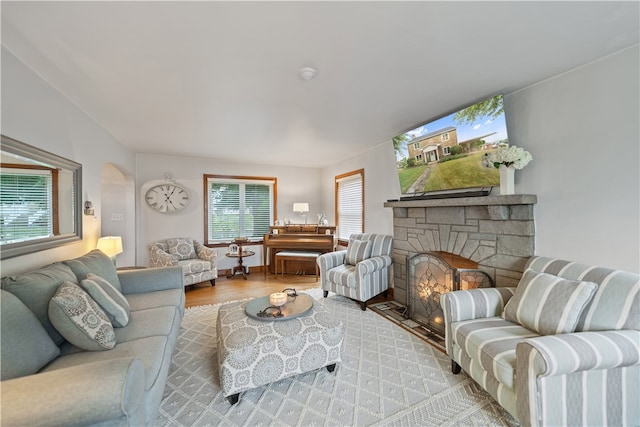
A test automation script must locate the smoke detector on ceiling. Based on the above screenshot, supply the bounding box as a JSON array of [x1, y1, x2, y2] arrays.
[[298, 67, 318, 81]]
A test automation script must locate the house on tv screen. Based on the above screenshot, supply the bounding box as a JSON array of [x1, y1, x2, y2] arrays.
[[408, 126, 498, 164]]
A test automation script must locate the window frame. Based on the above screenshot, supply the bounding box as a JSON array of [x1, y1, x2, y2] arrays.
[[334, 168, 364, 246], [413, 142, 420, 149], [0, 163, 59, 243], [203, 174, 277, 247], [441, 133, 450, 142]]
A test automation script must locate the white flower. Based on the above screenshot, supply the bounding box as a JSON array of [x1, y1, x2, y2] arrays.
[[482, 145, 532, 170]]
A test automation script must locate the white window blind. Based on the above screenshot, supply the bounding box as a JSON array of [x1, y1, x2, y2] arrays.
[[0, 168, 53, 244], [206, 177, 274, 243], [336, 171, 363, 241]]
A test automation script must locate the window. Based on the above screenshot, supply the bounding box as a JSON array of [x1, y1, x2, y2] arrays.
[[413, 142, 420, 149], [335, 169, 364, 244], [0, 165, 57, 244], [443, 146, 451, 155], [416, 154, 423, 162], [441, 133, 450, 142], [204, 174, 276, 244]]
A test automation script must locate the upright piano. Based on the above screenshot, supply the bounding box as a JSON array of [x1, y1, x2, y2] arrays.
[[263, 232, 335, 276]]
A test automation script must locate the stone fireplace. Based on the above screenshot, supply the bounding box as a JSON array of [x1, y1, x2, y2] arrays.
[[384, 195, 537, 330], [408, 251, 494, 337]]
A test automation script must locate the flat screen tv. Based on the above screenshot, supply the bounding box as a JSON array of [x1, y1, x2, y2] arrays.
[[393, 94, 508, 199]]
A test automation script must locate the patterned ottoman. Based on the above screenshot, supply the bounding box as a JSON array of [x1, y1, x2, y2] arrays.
[[216, 296, 344, 404]]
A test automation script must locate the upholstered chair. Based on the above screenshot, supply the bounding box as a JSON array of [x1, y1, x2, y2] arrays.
[[148, 238, 218, 287], [317, 233, 392, 310]]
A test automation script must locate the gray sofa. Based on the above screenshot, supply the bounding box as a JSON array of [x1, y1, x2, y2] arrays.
[[441, 256, 640, 426], [1, 250, 185, 426]]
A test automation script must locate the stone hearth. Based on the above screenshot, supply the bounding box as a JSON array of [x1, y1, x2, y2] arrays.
[[384, 195, 537, 304]]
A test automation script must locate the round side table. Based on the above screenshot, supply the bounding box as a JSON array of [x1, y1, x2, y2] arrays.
[[226, 250, 255, 279]]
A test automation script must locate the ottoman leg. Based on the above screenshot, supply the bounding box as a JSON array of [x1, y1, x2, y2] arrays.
[[326, 363, 336, 373], [227, 393, 240, 405], [323, 290, 328, 298]]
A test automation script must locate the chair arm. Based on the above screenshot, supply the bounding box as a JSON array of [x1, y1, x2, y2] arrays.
[[441, 287, 516, 356], [516, 330, 640, 378], [1, 357, 145, 427], [317, 250, 347, 272], [148, 244, 178, 267], [441, 287, 516, 323], [515, 330, 640, 426], [194, 241, 218, 265], [118, 266, 184, 294], [356, 255, 392, 275]]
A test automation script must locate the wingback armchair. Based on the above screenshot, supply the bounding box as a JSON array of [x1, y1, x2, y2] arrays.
[[440, 256, 640, 426], [317, 233, 392, 310], [148, 238, 218, 287]]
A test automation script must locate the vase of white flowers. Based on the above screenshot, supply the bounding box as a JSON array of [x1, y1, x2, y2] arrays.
[[482, 145, 533, 195]]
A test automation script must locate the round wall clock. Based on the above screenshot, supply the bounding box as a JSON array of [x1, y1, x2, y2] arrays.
[[145, 184, 190, 213]]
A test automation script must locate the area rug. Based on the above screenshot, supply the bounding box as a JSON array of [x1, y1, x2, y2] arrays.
[[157, 289, 519, 426], [369, 300, 447, 354]]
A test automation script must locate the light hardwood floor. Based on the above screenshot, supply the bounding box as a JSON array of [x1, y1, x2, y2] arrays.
[[184, 270, 393, 308]]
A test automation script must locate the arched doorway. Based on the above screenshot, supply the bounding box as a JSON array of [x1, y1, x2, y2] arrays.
[[100, 163, 136, 266]]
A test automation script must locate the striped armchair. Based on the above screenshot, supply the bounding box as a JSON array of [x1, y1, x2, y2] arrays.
[[440, 256, 640, 426], [317, 233, 392, 310]]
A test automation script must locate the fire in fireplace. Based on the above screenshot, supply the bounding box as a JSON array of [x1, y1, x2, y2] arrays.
[[407, 251, 494, 338]]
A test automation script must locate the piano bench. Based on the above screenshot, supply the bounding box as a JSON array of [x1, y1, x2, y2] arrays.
[[275, 251, 321, 281]]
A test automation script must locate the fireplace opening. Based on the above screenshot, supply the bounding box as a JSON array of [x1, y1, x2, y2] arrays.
[[407, 251, 494, 338]]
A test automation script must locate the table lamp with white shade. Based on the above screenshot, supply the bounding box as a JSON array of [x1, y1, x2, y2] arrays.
[[293, 203, 309, 224], [97, 236, 123, 265]]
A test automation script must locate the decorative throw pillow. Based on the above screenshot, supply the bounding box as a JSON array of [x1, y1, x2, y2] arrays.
[[63, 249, 122, 292], [81, 273, 130, 327], [1, 290, 60, 380], [345, 239, 372, 265], [166, 238, 197, 260], [49, 281, 116, 351], [503, 269, 598, 335]]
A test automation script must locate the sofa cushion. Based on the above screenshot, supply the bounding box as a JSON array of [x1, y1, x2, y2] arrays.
[[327, 264, 357, 288], [1, 262, 78, 345], [166, 238, 196, 260], [41, 335, 169, 392], [178, 259, 212, 275], [126, 288, 185, 315], [453, 317, 539, 389], [0, 290, 60, 380], [81, 273, 130, 327], [114, 306, 180, 343], [345, 238, 372, 265], [49, 282, 116, 351], [63, 249, 122, 292], [503, 269, 598, 335]]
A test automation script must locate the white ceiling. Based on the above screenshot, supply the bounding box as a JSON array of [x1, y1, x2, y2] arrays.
[[2, 1, 639, 168]]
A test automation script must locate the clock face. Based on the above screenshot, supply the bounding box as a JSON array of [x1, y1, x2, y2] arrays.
[[145, 184, 190, 213]]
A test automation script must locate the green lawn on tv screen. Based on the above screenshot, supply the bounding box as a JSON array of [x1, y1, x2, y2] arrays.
[[424, 152, 499, 192], [397, 164, 428, 194]]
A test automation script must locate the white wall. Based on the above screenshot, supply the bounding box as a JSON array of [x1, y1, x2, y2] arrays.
[[1, 48, 136, 276], [135, 153, 323, 270], [101, 163, 136, 266], [505, 46, 639, 272], [2, 45, 637, 276], [320, 142, 398, 236], [319, 46, 639, 274]]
